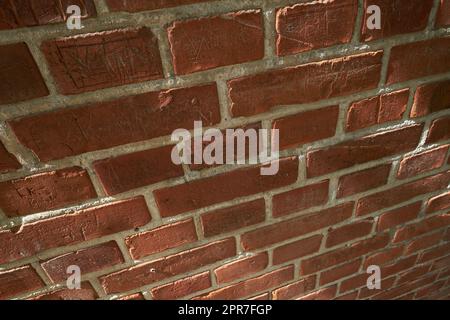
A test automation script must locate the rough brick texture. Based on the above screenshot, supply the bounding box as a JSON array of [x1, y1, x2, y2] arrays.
[[0, 0, 449, 301]]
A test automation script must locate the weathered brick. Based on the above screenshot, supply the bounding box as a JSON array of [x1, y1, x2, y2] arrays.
[[154, 157, 298, 217], [386, 37, 450, 84], [151, 272, 211, 300], [42, 28, 163, 95], [397, 145, 449, 179], [100, 238, 236, 294], [346, 89, 409, 132], [41, 241, 124, 283], [200, 199, 265, 238], [241, 202, 353, 250], [410, 80, 450, 117], [106, 0, 209, 12], [215, 252, 268, 284], [297, 286, 337, 300], [93, 145, 184, 195], [301, 234, 389, 274], [10, 84, 220, 162], [0, 43, 48, 105], [0, 197, 151, 264], [426, 192, 450, 214], [276, 0, 357, 56], [393, 214, 450, 242], [337, 164, 391, 198], [405, 231, 445, 255], [272, 235, 323, 265], [118, 293, 145, 300], [228, 51, 383, 117], [426, 116, 450, 143], [195, 266, 294, 300], [0, 167, 97, 217], [125, 219, 198, 259], [273, 105, 339, 150], [377, 202, 422, 231], [319, 259, 361, 285], [0, 142, 21, 173], [356, 171, 450, 216], [0, 0, 96, 30], [272, 180, 329, 217], [361, 0, 434, 41], [168, 10, 264, 75], [307, 124, 423, 178], [363, 246, 404, 268], [0, 266, 44, 299], [31, 282, 97, 300], [326, 219, 374, 247], [271, 275, 316, 300], [437, 0, 450, 27]]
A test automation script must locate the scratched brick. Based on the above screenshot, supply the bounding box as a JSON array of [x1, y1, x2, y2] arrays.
[[0, 43, 49, 105], [0, 0, 97, 30], [41, 27, 164, 95], [106, 0, 209, 12], [10, 84, 220, 161]]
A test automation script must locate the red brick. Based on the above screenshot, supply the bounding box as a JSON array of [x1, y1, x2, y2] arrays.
[[31, 282, 97, 300], [382, 255, 418, 278], [297, 286, 337, 300], [437, 0, 450, 27], [364, 245, 404, 268], [272, 235, 323, 265], [319, 259, 361, 285], [275, 0, 357, 56], [393, 214, 450, 242], [168, 10, 263, 75], [41, 241, 124, 283], [386, 37, 450, 84], [358, 276, 396, 298], [419, 242, 450, 263], [410, 80, 450, 117], [426, 192, 450, 214], [397, 145, 449, 179], [271, 275, 316, 300], [151, 272, 211, 300], [100, 238, 236, 294], [0, 0, 96, 30], [335, 291, 359, 300], [0, 167, 97, 217], [0, 197, 151, 264], [0, 43, 48, 105], [361, 0, 433, 41], [241, 202, 353, 250], [273, 105, 339, 150], [405, 231, 445, 255], [228, 51, 383, 117], [377, 202, 422, 231], [10, 84, 220, 162], [307, 124, 423, 178], [125, 219, 198, 259], [154, 157, 298, 217], [0, 142, 21, 173], [426, 116, 450, 143], [337, 164, 391, 198], [41, 28, 163, 95], [0, 266, 44, 299], [201, 199, 265, 237], [195, 266, 294, 300], [356, 171, 450, 216], [118, 293, 145, 300], [300, 233, 389, 274], [415, 280, 446, 299], [106, 0, 208, 12], [249, 293, 270, 300], [215, 252, 268, 284], [346, 89, 409, 132], [93, 145, 183, 195], [272, 180, 329, 217], [326, 219, 374, 247], [371, 275, 436, 299]]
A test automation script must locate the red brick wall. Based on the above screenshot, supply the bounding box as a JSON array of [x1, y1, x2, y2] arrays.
[[0, 0, 449, 300]]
